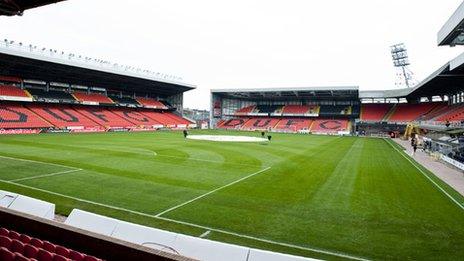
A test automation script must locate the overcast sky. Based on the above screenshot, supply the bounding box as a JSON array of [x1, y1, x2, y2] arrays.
[[1, 0, 464, 109]]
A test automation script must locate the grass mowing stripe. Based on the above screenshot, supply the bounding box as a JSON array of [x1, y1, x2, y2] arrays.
[[155, 166, 272, 217], [155, 153, 263, 167], [9, 169, 83, 182], [0, 179, 368, 261], [384, 138, 464, 211], [0, 155, 81, 170]]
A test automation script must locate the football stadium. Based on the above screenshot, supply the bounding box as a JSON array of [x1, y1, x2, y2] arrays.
[[1, 1, 464, 261]]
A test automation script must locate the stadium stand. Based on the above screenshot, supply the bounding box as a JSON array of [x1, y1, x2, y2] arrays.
[[27, 89, 76, 103], [435, 104, 464, 122], [0, 85, 32, 102], [0, 103, 51, 129], [0, 227, 103, 261], [72, 92, 114, 104], [0, 207, 186, 261], [388, 103, 439, 122], [310, 119, 349, 134], [0, 76, 22, 84], [234, 106, 255, 115], [74, 106, 136, 128], [419, 103, 449, 121], [110, 108, 162, 127], [281, 105, 320, 116], [255, 105, 282, 114], [26, 104, 100, 128], [109, 96, 140, 106], [274, 118, 312, 132], [142, 111, 192, 126], [319, 105, 352, 116], [165, 112, 192, 125], [217, 118, 249, 129], [136, 97, 168, 109], [360, 104, 392, 122], [281, 105, 309, 115], [241, 118, 280, 130]]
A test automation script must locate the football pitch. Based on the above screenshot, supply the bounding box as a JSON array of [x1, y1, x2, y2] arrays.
[[0, 130, 463, 260]]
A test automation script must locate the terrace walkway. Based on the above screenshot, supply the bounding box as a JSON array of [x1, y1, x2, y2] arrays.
[[393, 138, 464, 197]]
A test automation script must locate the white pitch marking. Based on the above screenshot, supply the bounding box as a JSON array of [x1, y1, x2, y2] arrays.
[[0, 155, 81, 170], [155, 166, 272, 217], [9, 169, 83, 182], [0, 179, 368, 261], [384, 138, 464, 211], [199, 230, 211, 238]]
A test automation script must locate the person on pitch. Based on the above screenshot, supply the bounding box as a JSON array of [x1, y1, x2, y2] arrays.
[[183, 129, 188, 139]]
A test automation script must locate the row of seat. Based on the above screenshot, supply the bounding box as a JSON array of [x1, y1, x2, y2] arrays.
[[217, 117, 350, 133], [0, 86, 31, 99], [233, 105, 355, 116], [0, 103, 191, 129], [72, 92, 113, 104], [0, 227, 101, 261], [360, 103, 456, 122], [0, 85, 168, 108]]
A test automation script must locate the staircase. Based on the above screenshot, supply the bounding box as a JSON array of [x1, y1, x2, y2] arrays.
[[382, 104, 397, 122]]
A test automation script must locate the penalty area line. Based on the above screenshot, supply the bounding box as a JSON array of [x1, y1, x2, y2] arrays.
[[8, 169, 83, 182], [154, 166, 272, 217], [0, 179, 368, 261], [384, 138, 464, 211], [0, 155, 81, 171]]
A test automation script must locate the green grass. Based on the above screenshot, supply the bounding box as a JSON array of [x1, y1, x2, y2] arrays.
[[0, 130, 463, 260]]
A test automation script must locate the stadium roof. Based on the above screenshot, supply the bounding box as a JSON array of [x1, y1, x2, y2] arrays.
[[212, 86, 359, 100], [359, 88, 411, 99], [405, 53, 464, 98], [438, 1, 464, 46], [0, 0, 64, 16], [0, 43, 195, 97]]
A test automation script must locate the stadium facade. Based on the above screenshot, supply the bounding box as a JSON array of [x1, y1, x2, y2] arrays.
[[210, 15, 464, 136], [0, 40, 197, 134]]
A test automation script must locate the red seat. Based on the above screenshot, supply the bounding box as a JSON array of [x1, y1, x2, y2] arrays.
[[0, 85, 30, 98], [29, 238, 43, 248], [73, 92, 114, 104], [10, 239, 24, 254], [0, 228, 9, 237], [19, 235, 31, 244], [53, 254, 69, 261], [0, 236, 12, 249], [54, 246, 69, 258], [360, 104, 391, 121], [14, 253, 29, 261], [42, 241, 55, 253], [9, 231, 20, 240], [0, 247, 15, 261], [37, 249, 54, 261], [135, 97, 167, 109], [69, 250, 84, 261], [83, 255, 99, 261], [24, 244, 39, 258]]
